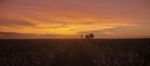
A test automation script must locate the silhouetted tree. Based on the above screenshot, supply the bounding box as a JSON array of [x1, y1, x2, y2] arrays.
[[85, 35, 90, 39], [89, 33, 95, 39]]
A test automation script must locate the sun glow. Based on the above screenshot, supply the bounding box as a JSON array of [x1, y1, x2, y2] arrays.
[[0, 0, 150, 38]]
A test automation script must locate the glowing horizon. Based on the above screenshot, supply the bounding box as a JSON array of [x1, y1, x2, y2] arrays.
[[0, 0, 150, 39]]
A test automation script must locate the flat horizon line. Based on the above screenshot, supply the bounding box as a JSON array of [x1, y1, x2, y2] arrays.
[[0, 38, 149, 40]]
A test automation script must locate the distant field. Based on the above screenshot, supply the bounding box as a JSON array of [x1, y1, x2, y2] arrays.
[[0, 39, 150, 66]]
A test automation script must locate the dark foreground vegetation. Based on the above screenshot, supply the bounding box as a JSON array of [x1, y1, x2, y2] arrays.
[[0, 39, 150, 66]]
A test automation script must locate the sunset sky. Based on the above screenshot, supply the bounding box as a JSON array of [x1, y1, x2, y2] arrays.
[[0, 0, 150, 39]]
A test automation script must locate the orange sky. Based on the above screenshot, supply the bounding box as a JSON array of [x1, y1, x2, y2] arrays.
[[0, 0, 150, 39]]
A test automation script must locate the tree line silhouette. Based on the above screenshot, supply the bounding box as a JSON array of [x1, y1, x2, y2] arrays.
[[81, 33, 95, 39]]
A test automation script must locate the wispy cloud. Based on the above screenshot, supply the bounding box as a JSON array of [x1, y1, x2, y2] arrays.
[[0, 32, 62, 39], [0, 19, 35, 27]]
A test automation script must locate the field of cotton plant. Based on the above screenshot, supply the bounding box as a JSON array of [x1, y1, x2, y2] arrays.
[[0, 39, 150, 66]]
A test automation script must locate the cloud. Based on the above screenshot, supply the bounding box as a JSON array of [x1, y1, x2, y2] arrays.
[[79, 26, 150, 38], [0, 32, 60, 39], [0, 19, 35, 27]]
